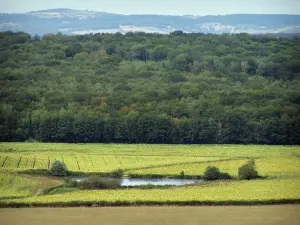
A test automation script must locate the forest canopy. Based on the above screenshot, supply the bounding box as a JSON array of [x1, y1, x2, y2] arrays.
[[0, 31, 300, 144]]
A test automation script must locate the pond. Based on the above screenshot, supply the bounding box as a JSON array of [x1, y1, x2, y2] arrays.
[[71, 177, 201, 186], [121, 178, 201, 186]]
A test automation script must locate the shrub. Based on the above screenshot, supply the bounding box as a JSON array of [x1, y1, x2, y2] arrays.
[[50, 160, 68, 177], [78, 176, 121, 190], [180, 171, 185, 179], [203, 166, 220, 180], [203, 166, 232, 180], [63, 178, 78, 188], [219, 172, 232, 180], [238, 159, 259, 180], [110, 168, 124, 178]]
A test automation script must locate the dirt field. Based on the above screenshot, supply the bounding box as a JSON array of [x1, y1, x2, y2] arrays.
[[1, 205, 300, 225]]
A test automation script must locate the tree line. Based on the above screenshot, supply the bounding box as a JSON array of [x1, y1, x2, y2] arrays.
[[0, 31, 299, 144]]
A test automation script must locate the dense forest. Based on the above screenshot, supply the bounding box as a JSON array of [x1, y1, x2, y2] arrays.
[[0, 31, 300, 144]]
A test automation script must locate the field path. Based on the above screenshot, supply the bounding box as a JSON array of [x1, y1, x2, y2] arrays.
[[1, 205, 300, 225]]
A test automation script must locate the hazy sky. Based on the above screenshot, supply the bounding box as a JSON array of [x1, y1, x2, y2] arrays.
[[1, 0, 300, 15]]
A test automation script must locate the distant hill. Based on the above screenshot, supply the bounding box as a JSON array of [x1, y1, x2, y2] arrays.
[[0, 9, 300, 35]]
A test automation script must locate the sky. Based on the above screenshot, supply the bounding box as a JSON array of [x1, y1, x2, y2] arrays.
[[1, 0, 300, 15]]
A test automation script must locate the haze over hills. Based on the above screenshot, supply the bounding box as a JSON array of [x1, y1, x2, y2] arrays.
[[0, 8, 300, 35]]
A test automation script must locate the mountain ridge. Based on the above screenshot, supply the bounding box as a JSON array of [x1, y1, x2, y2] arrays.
[[1, 8, 300, 35]]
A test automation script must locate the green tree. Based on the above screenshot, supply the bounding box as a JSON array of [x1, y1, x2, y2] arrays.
[[151, 45, 168, 61], [171, 53, 190, 71], [238, 159, 259, 180], [50, 160, 68, 176]]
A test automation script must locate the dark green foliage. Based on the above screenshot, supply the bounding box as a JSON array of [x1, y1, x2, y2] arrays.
[[63, 178, 78, 188], [180, 171, 185, 179], [78, 176, 121, 190], [238, 159, 259, 180], [50, 160, 68, 177], [203, 166, 220, 180], [203, 166, 232, 180], [151, 45, 168, 61], [106, 43, 117, 55], [220, 172, 232, 180], [1, 31, 300, 144], [110, 168, 124, 178]]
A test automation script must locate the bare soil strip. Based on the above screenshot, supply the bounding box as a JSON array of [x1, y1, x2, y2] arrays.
[[1, 205, 300, 225]]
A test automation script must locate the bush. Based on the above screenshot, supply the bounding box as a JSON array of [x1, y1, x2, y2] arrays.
[[203, 166, 232, 180], [238, 159, 259, 180], [78, 176, 121, 190], [219, 172, 232, 180], [110, 168, 124, 178], [180, 171, 185, 179], [50, 160, 68, 177], [63, 178, 78, 188]]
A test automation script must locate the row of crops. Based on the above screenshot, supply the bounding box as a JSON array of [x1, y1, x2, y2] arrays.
[[1, 153, 299, 178], [0, 153, 227, 173], [0, 143, 300, 178]]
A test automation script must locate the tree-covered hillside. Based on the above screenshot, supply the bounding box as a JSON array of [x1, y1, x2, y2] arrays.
[[0, 31, 300, 144]]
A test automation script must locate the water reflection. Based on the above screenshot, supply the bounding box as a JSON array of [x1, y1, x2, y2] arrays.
[[121, 178, 201, 186], [72, 177, 201, 186]]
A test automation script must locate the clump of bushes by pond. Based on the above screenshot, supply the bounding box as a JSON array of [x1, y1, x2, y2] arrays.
[[77, 176, 121, 190], [64, 176, 121, 190], [202, 158, 260, 181], [43, 176, 121, 195], [203, 166, 232, 180]]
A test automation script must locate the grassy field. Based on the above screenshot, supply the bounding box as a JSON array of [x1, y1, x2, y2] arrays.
[[0, 143, 300, 206], [0, 143, 232, 173], [1, 205, 300, 225], [0, 173, 62, 200], [130, 157, 300, 178], [0, 173, 39, 199], [1, 178, 300, 207]]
